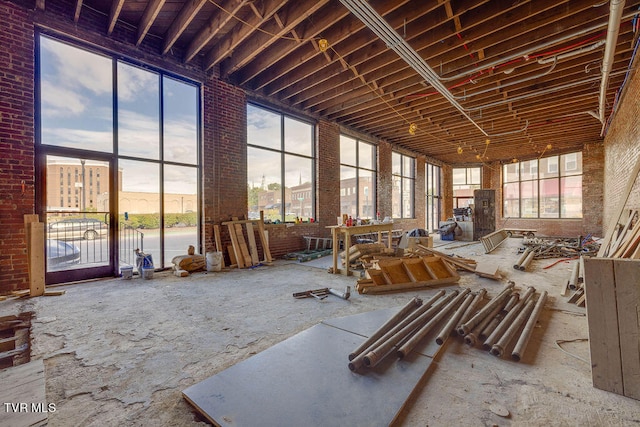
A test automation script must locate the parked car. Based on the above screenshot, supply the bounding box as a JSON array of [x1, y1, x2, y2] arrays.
[[48, 218, 108, 240], [47, 239, 80, 269]]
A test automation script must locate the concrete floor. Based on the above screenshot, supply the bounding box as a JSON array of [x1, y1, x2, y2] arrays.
[[2, 236, 640, 426]]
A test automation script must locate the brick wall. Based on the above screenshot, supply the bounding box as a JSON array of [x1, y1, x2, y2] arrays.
[[316, 120, 340, 235], [0, 1, 35, 293], [377, 140, 393, 220], [602, 66, 640, 235]]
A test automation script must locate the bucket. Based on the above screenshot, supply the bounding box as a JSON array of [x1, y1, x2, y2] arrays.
[[121, 266, 133, 280], [206, 251, 223, 272], [142, 266, 154, 280]]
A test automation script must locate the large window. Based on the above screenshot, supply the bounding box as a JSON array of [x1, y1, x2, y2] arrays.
[[392, 152, 415, 219], [453, 167, 481, 208], [340, 136, 377, 219], [503, 153, 582, 219], [39, 35, 200, 272], [426, 163, 442, 232], [247, 104, 315, 223]]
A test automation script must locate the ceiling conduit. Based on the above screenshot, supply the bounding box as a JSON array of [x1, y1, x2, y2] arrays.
[[598, 0, 626, 134], [435, 11, 638, 83], [338, 0, 490, 137]]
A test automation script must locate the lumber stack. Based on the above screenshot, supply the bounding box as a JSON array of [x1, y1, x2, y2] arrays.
[[221, 217, 272, 269]]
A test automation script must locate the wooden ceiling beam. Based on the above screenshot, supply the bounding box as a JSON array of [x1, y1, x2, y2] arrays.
[[202, 0, 287, 68], [219, 0, 329, 76], [107, 0, 125, 35], [136, 0, 166, 46], [73, 0, 82, 22], [162, 0, 208, 55]]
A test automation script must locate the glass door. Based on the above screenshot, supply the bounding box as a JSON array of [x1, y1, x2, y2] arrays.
[[45, 155, 114, 284]]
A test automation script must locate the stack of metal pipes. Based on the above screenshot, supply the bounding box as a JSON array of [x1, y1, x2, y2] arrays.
[[457, 282, 548, 361], [348, 287, 483, 371], [348, 283, 548, 372], [513, 247, 536, 271]]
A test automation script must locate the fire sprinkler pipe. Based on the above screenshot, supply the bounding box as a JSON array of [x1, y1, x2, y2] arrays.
[[599, 0, 626, 132], [348, 296, 422, 361], [512, 291, 549, 362]]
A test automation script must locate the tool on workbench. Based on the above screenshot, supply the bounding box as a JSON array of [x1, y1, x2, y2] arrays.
[[293, 286, 351, 300]]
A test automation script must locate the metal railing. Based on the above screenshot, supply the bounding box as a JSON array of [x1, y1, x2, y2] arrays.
[[119, 222, 144, 267]]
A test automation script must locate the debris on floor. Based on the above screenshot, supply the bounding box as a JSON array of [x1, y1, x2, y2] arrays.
[[292, 286, 351, 300]]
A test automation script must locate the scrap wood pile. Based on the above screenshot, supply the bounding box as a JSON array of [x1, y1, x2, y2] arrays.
[[598, 209, 640, 258], [341, 243, 396, 270], [521, 236, 600, 259], [348, 282, 548, 372], [217, 217, 273, 269]]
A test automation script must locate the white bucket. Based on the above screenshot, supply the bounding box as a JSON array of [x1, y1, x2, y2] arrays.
[[121, 266, 133, 280], [142, 266, 154, 280], [206, 251, 223, 272]]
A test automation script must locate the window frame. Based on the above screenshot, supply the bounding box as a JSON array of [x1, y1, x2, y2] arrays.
[[392, 152, 415, 219], [502, 152, 582, 219], [339, 135, 377, 219], [247, 103, 316, 223]]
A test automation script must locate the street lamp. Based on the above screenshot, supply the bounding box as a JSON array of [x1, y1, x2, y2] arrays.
[[81, 159, 86, 216]]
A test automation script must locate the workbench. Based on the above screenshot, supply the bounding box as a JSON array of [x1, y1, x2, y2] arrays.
[[327, 223, 394, 276]]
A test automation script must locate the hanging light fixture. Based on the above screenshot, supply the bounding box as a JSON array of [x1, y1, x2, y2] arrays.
[[318, 38, 329, 52], [409, 123, 418, 135], [457, 146, 463, 154]]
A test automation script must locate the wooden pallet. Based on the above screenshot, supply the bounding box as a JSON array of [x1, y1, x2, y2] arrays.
[[356, 255, 459, 294]]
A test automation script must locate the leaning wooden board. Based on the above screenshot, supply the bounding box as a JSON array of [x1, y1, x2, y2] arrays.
[[583, 257, 640, 400]]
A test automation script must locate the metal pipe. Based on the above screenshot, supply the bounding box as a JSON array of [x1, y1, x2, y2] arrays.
[[491, 297, 536, 358], [348, 290, 444, 371], [457, 282, 515, 336], [363, 291, 458, 368], [514, 248, 532, 270], [329, 286, 351, 300], [436, 292, 475, 345], [437, 11, 638, 82], [464, 296, 509, 347], [483, 286, 536, 351], [398, 289, 471, 358], [512, 291, 548, 362], [537, 39, 606, 64], [348, 296, 422, 361], [519, 249, 536, 271], [599, 0, 626, 128], [479, 292, 520, 341], [458, 288, 486, 325], [568, 260, 580, 290]]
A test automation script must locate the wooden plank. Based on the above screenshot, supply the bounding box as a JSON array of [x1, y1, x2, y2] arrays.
[[226, 245, 238, 267], [474, 259, 501, 280], [213, 225, 226, 269], [28, 222, 45, 297], [609, 210, 636, 256], [613, 260, 640, 400], [256, 220, 272, 263], [0, 359, 48, 427], [245, 222, 260, 265], [226, 225, 244, 269], [402, 258, 433, 282], [234, 222, 253, 267], [583, 258, 624, 395]]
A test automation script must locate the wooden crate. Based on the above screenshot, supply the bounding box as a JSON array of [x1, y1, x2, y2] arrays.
[[583, 257, 640, 400]]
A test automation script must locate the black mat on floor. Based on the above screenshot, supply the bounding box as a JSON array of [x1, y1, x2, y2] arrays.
[[182, 309, 434, 427]]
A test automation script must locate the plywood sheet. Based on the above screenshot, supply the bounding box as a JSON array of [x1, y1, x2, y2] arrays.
[[183, 318, 434, 426]]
